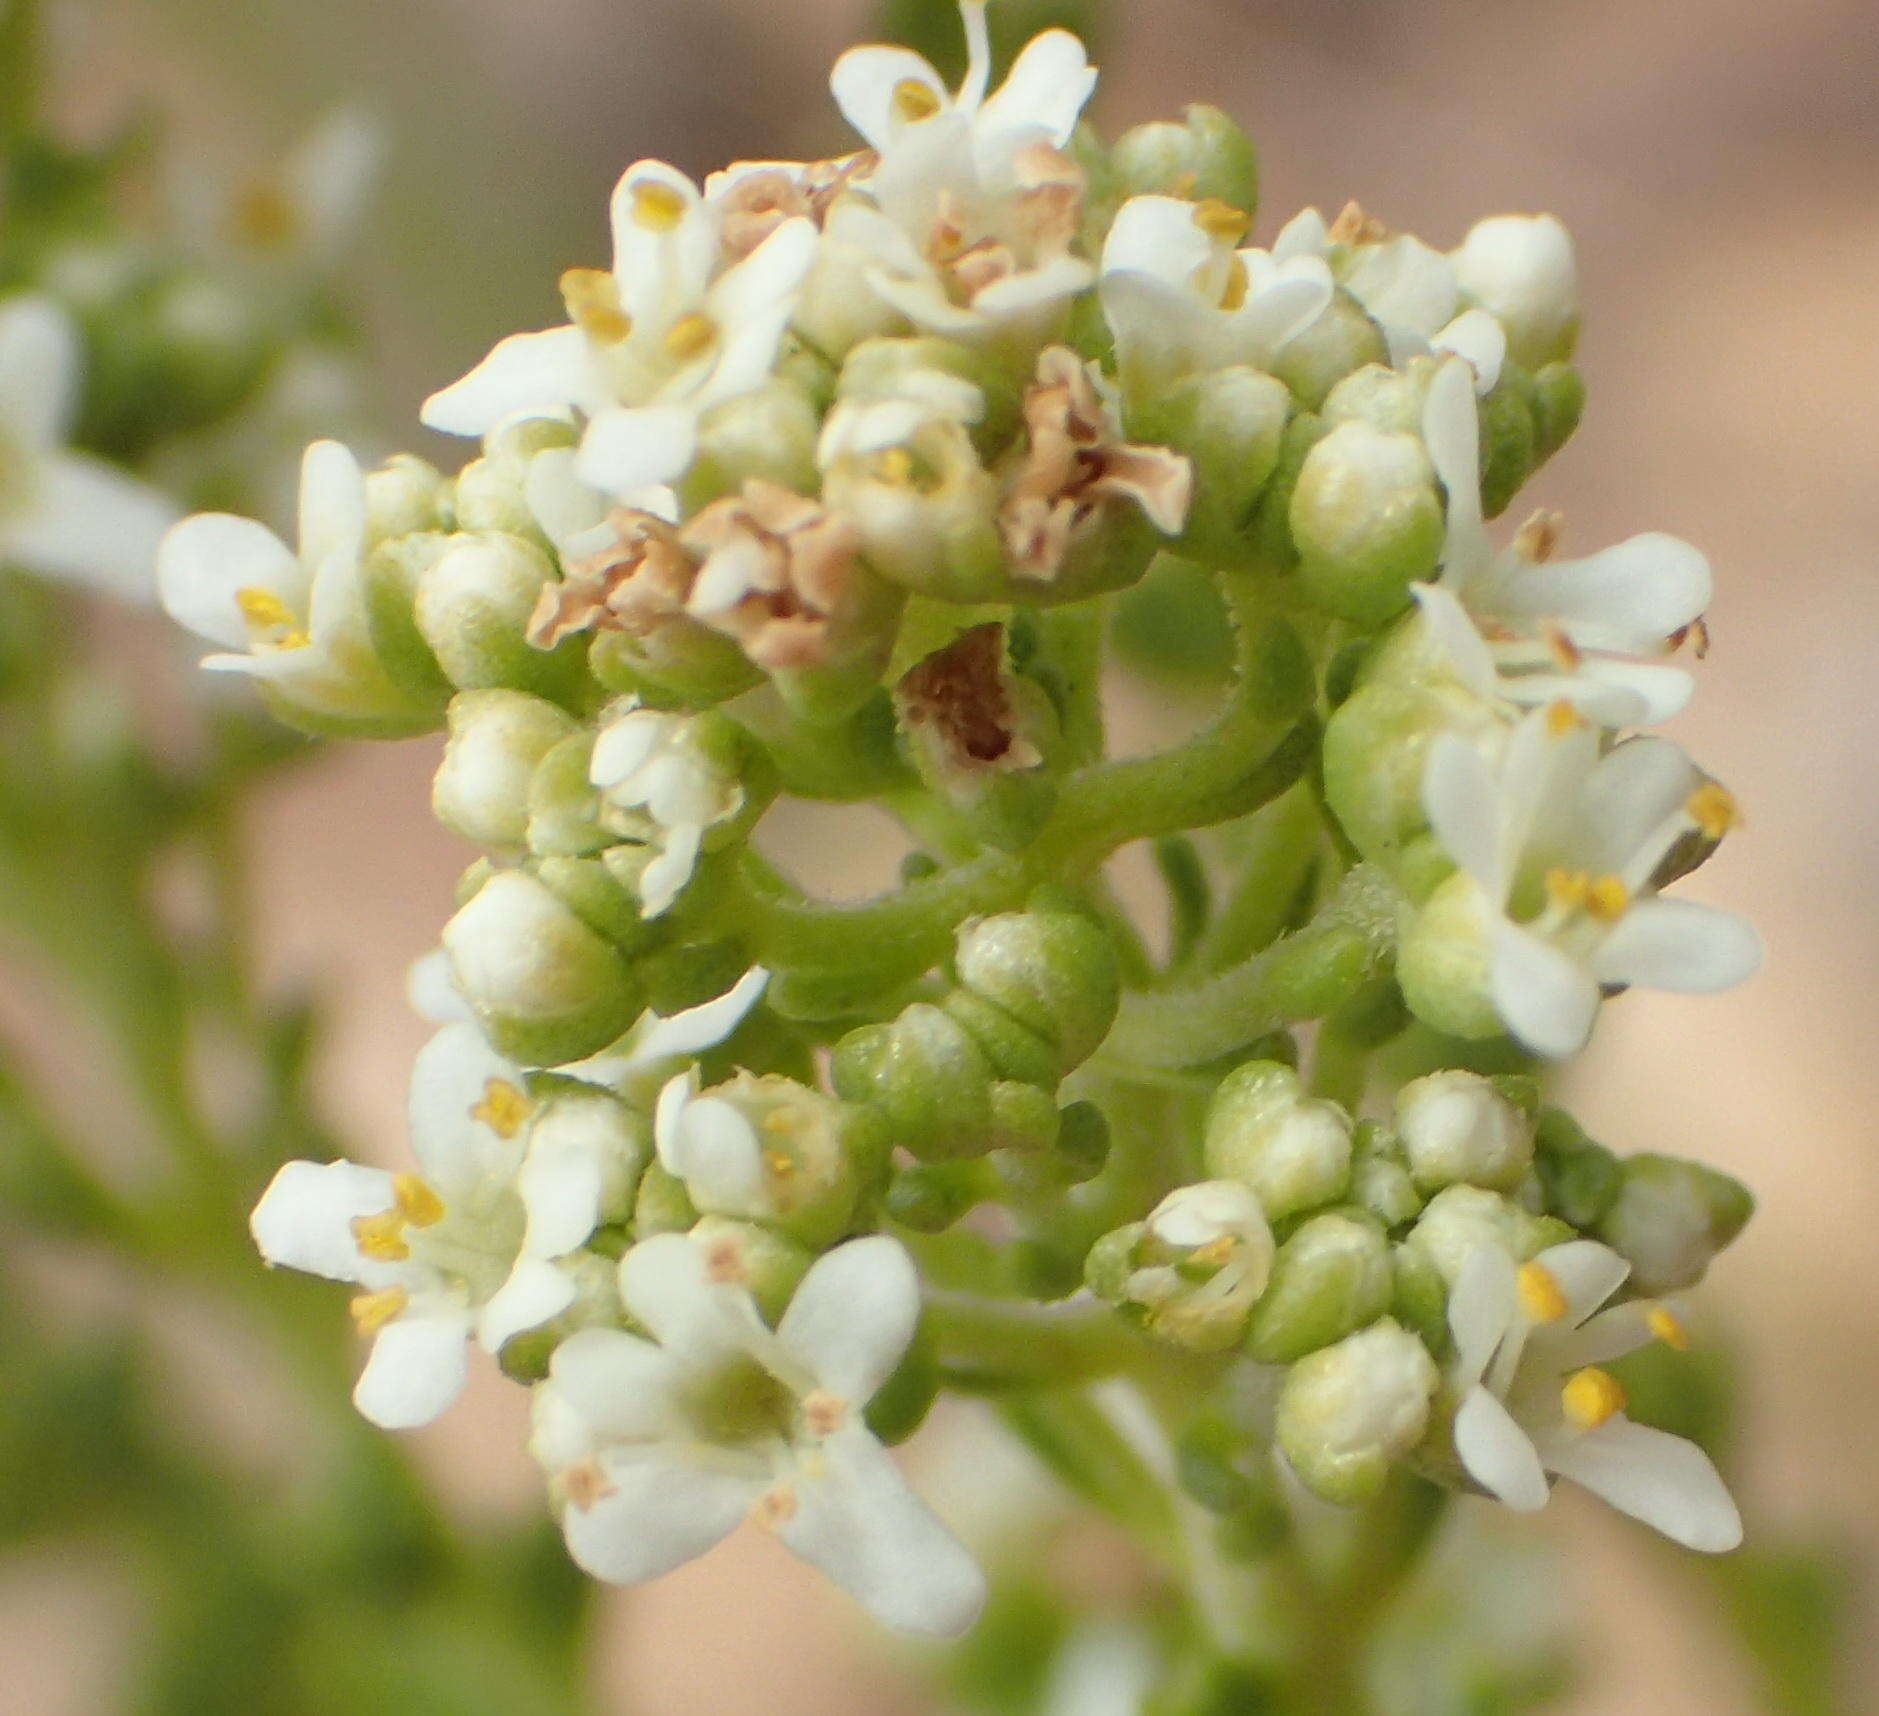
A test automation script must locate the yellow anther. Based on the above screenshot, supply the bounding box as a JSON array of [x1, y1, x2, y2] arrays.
[[237, 586, 299, 631], [560, 267, 633, 344], [1192, 198, 1250, 243], [1561, 1366, 1627, 1430], [350, 1209, 410, 1263], [662, 312, 716, 361], [1517, 1261, 1569, 1324], [761, 1108, 801, 1135], [1218, 255, 1251, 312], [763, 1148, 797, 1180], [349, 1286, 409, 1335], [751, 1483, 799, 1528], [1188, 1234, 1239, 1268], [1543, 625, 1583, 671], [231, 182, 300, 251], [1545, 867, 1590, 911], [1686, 782, 1739, 841], [1585, 874, 1630, 923], [559, 1457, 617, 1512], [1513, 508, 1564, 562], [630, 178, 689, 231], [1647, 1304, 1691, 1351], [1544, 698, 1582, 737], [801, 1389, 847, 1437], [875, 447, 916, 484], [393, 1173, 445, 1228], [471, 1077, 532, 1139], [891, 78, 944, 123], [1328, 200, 1386, 245]]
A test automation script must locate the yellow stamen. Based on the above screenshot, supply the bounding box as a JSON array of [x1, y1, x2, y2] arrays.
[[1545, 867, 1590, 911], [630, 178, 688, 231], [662, 312, 716, 361], [1544, 698, 1582, 737], [763, 1148, 797, 1180], [1517, 1261, 1568, 1324], [349, 1286, 409, 1335], [231, 182, 300, 251], [1686, 782, 1739, 841], [761, 1108, 801, 1135], [1328, 200, 1385, 245], [237, 586, 299, 631], [350, 1209, 410, 1263], [1543, 625, 1583, 671], [560, 267, 633, 344], [891, 78, 943, 123], [1585, 874, 1630, 922], [393, 1173, 445, 1228], [1561, 1366, 1626, 1430], [1192, 198, 1250, 243], [1647, 1304, 1690, 1351], [874, 447, 916, 484], [471, 1077, 532, 1139], [1218, 255, 1251, 312]]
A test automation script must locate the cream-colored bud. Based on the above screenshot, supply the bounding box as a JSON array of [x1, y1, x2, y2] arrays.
[[1454, 214, 1579, 371], [432, 691, 577, 849], [1393, 1070, 1534, 1193]]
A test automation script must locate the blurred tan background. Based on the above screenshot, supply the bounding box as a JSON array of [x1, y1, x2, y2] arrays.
[[6, 0, 1876, 1710]]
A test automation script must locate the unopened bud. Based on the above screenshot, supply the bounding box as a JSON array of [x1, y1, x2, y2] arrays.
[[1144, 366, 1290, 558], [518, 1081, 652, 1259], [687, 380, 821, 503], [442, 870, 643, 1066], [831, 1003, 997, 1161], [1403, 1185, 1571, 1290], [1276, 1319, 1438, 1506], [1269, 290, 1390, 409], [1247, 1211, 1394, 1363], [1532, 1108, 1624, 1228], [1290, 421, 1443, 626], [432, 690, 577, 850], [1453, 215, 1579, 371], [1110, 105, 1259, 219], [953, 909, 1121, 1074], [1349, 1121, 1423, 1228], [1595, 1154, 1753, 1294], [1397, 872, 1504, 1042], [1203, 1061, 1353, 1220], [416, 532, 584, 699], [686, 1217, 811, 1321], [1393, 1070, 1534, 1193], [365, 454, 453, 541]]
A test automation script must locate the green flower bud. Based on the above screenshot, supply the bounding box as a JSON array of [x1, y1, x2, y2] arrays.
[[1321, 360, 1430, 438], [1397, 871, 1502, 1042], [361, 531, 455, 701], [522, 1078, 654, 1240], [1203, 1061, 1353, 1220], [687, 1217, 812, 1322], [1110, 104, 1259, 218], [953, 909, 1120, 1073], [441, 869, 643, 1066], [415, 532, 583, 699], [1089, 1180, 1276, 1354], [1475, 370, 1538, 519], [1595, 1154, 1753, 1294], [885, 1160, 990, 1233], [832, 336, 1019, 455], [1532, 1108, 1623, 1228], [532, 855, 662, 954], [526, 730, 612, 856], [432, 690, 577, 850], [1276, 1319, 1438, 1506], [1290, 421, 1443, 626], [1268, 291, 1390, 409], [1140, 366, 1290, 559], [454, 418, 578, 537], [831, 1003, 996, 1160], [365, 454, 453, 541], [1403, 1185, 1570, 1290], [633, 1161, 698, 1236], [1393, 1069, 1535, 1193], [1246, 412, 1330, 569], [1453, 214, 1579, 371], [1247, 1211, 1395, 1363], [1350, 1121, 1424, 1229], [1530, 362, 1585, 466], [684, 380, 820, 503]]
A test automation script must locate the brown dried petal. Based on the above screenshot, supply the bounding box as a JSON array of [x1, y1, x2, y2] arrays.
[[895, 623, 1039, 774]]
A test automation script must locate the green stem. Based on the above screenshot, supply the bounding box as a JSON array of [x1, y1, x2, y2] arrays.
[[1190, 782, 1323, 975]]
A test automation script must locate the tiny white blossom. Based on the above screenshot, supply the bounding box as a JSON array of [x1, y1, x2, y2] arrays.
[[531, 1232, 985, 1637], [1452, 213, 1579, 372], [1421, 706, 1760, 1055], [421, 162, 816, 495], [1446, 1239, 1740, 1552], [589, 703, 745, 916], [1414, 359, 1711, 725], [0, 296, 178, 598], [158, 438, 419, 722], [1100, 195, 1333, 390], [250, 1024, 574, 1427], [1272, 207, 1507, 391]]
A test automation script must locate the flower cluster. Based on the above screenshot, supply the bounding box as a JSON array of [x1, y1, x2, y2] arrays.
[[162, 0, 1761, 1642]]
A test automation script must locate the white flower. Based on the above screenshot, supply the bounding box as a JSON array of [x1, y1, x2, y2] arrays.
[[1445, 1239, 1741, 1552], [531, 1232, 985, 1637], [1099, 195, 1334, 390], [250, 1024, 574, 1428], [1421, 705, 1761, 1056], [158, 439, 420, 723], [0, 296, 178, 599], [589, 703, 745, 916], [201, 108, 382, 266], [421, 161, 817, 495], [1121, 1180, 1275, 1351], [1414, 359, 1711, 725], [1452, 214, 1578, 372], [814, 3, 1099, 347], [1272, 206, 1507, 392]]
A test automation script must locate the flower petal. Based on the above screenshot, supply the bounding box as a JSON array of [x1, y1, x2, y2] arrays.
[[251, 1158, 393, 1281], [157, 512, 303, 650], [1447, 1245, 1518, 1389], [8, 454, 179, 600], [354, 1309, 472, 1429], [478, 1257, 577, 1352], [1433, 307, 1506, 394], [775, 1425, 987, 1637], [561, 1449, 756, 1584], [830, 46, 946, 154], [1423, 358, 1486, 580], [1591, 898, 1762, 994], [1423, 727, 1508, 896], [420, 326, 595, 437], [408, 1022, 527, 1191], [547, 1327, 681, 1441], [0, 294, 79, 447], [975, 28, 1097, 154], [1495, 533, 1710, 650], [406, 947, 472, 1023], [629, 967, 769, 1065], [296, 440, 366, 572], [578, 404, 699, 493], [1542, 1418, 1741, 1552], [1454, 1385, 1550, 1511], [778, 1237, 921, 1403], [1490, 922, 1602, 1057], [617, 1231, 760, 1354], [1532, 1239, 1629, 1327]]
